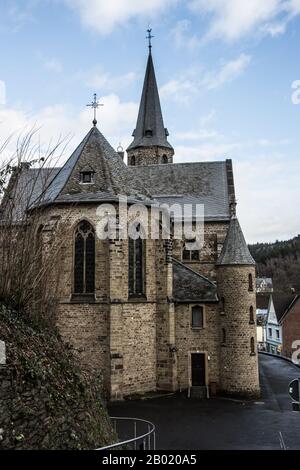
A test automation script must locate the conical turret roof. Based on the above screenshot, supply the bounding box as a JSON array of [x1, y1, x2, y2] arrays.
[[127, 52, 173, 151], [216, 216, 255, 266]]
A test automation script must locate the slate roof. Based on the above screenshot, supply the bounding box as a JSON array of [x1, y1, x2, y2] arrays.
[[172, 258, 218, 303], [256, 293, 271, 310], [39, 126, 153, 208], [279, 294, 300, 323], [127, 52, 173, 151], [272, 294, 297, 323], [257, 277, 273, 287], [129, 161, 233, 221], [0, 166, 60, 222], [216, 216, 255, 266]]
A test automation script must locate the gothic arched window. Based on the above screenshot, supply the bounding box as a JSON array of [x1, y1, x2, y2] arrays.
[[222, 328, 226, 345], [74, 221, 95, 294], [250, 306, 255, 324], [128, 235, 145, 297], [250, 337, 256, 355], [248, 273, 254, 292]]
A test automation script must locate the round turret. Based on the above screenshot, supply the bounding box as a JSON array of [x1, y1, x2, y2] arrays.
[[216, 216, 260, 398]]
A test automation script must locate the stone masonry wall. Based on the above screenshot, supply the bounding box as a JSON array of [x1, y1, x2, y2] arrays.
[[56, 303, 110, 391], [37, 204, 169, 399], [127, 146, 174, 166], [175, 303, 220, 391], [217, 265, 260, 398], [173, 222, 229, 281], [175, 304, 220, 390], [122, 303, 157, 396], [0, 304, 114, 450]]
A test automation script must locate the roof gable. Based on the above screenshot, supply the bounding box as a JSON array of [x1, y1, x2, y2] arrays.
[[267, 293, 296, 324], [36, 127, 153, 207], [173, 258, 218, 303]]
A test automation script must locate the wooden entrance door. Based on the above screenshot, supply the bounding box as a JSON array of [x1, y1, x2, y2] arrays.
[[191, 353, 206, 386]]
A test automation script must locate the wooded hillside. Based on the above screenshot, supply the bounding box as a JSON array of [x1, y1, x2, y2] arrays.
[[249, 235, 300, 294]]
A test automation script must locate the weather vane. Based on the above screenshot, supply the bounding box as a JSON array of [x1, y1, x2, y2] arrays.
[[86, 93, 103, 127], [146, 28, 154, 51]]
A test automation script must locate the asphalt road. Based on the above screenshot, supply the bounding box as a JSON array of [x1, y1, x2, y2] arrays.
[[109, 354, 300, 450]]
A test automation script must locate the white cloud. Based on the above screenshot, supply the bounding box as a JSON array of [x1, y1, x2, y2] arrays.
[[160, 54, 251, 103], [85, 70, 137, 92], [170, 19, 201, 50], [43, 58, 63, 73], [189, 0, 300, 42], [65, 0, 178, 34], [203, 54, 252, 90], [0, 80, 6, 105], [0, 94, 138, 166], [160, 79, 199, 104], [173, 134, 299, 242], [176, 129, 221, 141], [5, 1, 36, 32], [235, 155, 300, 243]]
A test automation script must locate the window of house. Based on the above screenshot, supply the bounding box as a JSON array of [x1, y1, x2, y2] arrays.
[[249, 306, 255, 324], [74, 221, 95, 294], [131, 155, 136, 166], [248, 273, 254, 291], [145, 129, 153, 137], [276, 329, 280, 339], [182, 240, 200, 262], [80, 171, 94, 184], [251, 337, 256, 355], [128, 234, 145, 297], [221, 297, 225, 313], [268, 328, 272, 337], [162, 154, 168, 164], [191, 306, 204, 329]]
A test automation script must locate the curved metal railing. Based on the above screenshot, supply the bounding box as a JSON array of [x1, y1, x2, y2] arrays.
[[96, 417, 156, 451]]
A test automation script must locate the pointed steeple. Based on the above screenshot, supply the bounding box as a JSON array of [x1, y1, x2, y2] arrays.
[[127, 50, 173, 153], [216, 216, 255, 266]]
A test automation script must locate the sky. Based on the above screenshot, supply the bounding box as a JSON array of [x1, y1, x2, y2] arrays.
[[0, 0, 300, 243]]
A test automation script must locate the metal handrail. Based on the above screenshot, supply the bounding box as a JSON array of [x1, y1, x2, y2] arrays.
[[96, 416, 156, 451]]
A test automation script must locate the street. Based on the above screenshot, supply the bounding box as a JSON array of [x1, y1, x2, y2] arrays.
[[109, 354, 300, 450]]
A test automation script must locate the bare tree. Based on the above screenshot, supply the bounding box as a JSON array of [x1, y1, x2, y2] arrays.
[[0, 129, 73, 329]]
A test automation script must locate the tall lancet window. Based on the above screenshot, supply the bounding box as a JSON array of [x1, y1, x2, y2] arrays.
[[128, 229, 145, 298], [74, 221, 95, 294]]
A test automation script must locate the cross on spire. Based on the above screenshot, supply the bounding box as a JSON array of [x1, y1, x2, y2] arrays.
[[146, 28, 154, 52], [86, 93, 103, 127]]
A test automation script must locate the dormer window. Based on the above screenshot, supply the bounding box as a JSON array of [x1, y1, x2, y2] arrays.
[[80, 171, 94, 184], [145, 129, 153, 137]]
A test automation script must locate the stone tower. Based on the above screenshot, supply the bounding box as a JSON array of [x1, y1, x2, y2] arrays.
[[216, 208, 260, 398], [127, 48, 174, 166]]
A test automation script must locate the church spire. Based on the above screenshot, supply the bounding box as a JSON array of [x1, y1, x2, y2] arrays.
[[127, 32, 174, 165]]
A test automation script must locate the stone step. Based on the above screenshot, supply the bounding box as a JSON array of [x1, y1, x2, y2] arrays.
[[190, 386, 209, 399]]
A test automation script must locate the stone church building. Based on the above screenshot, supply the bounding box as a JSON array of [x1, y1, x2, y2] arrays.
[[1, 48, 260, 400]]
